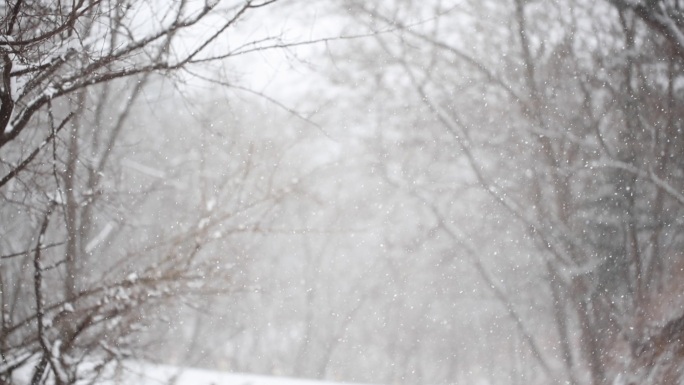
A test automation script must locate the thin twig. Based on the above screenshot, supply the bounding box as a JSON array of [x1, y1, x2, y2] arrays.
[[0, 242, 65, 260]]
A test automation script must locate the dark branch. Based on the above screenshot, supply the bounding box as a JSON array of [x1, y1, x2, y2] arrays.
[[0, 112, 74, 188]]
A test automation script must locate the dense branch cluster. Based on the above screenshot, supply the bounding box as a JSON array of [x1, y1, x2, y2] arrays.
[[0, 1, 291, 384]]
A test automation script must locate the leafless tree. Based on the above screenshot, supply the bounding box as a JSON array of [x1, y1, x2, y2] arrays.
[[0, 1, 317, 384], [334, 0, 684, 384]]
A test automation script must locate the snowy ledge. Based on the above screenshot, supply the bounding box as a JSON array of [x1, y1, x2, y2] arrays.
[[115, 362, 377, 385], [13, 361, 378, 385]]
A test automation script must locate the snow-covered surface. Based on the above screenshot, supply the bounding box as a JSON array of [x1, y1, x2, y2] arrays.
[[113, 363, 368, 385], [10, 361, 377, 385], [107, 363, 375, 385]]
